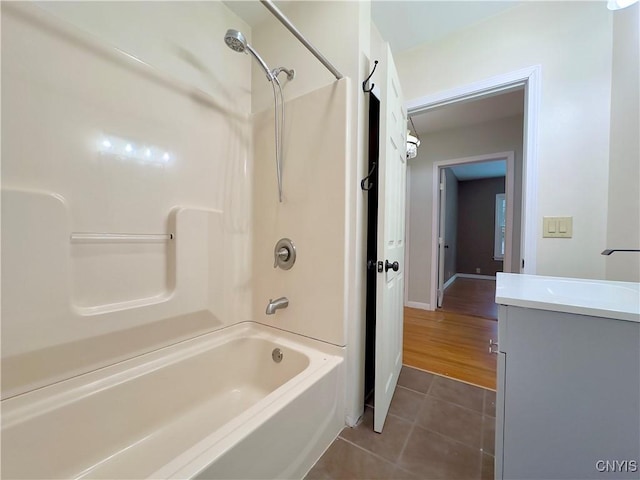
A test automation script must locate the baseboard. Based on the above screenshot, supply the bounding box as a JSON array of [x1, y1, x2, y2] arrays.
[[443, 274, 458, 290], [457, 273, 497, 280], [405, 301, 432, 311]]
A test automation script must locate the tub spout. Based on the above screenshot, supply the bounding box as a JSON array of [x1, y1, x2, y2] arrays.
[[266, 297, 289, 315]]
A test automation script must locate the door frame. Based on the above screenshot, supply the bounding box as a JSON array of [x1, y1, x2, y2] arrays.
[[405, 65, 540, 310], [433, 152, 515, 310]]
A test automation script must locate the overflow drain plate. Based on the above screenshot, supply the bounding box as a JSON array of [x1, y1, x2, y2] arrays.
[[272, 348, 283, 363]]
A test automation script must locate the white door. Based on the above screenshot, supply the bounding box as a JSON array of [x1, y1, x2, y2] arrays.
[[374, 44, 407, 433], [437, 168, 447, 308]]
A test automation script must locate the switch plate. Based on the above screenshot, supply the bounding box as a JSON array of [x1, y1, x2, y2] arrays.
[[543, 217, 573, 238]]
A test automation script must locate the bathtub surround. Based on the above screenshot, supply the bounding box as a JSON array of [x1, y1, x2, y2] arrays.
[[1, 2, 253, 398], [251, 1, 374, 425], [2, 2, 348, 477], [252, 79, 350, 346]]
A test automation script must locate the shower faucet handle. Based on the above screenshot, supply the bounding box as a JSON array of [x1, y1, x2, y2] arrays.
[[275, 247, 290, 264], [273, 238, 296, 270]]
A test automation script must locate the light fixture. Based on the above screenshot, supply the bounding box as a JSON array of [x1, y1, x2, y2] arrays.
[[406, 116, 421, 160], [607, 0, 638, 10], [407, 133, 420, 159]]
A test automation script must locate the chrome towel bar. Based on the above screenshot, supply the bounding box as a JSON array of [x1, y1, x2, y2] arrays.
[[70, 233, 174, 243], [601, 249, 640, 255]]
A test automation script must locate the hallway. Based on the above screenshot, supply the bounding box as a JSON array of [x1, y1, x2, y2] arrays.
[[441, 277, 497, 320], [403, 278, 498, 390]]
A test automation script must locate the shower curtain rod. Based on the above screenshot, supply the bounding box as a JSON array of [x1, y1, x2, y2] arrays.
[[259, 0, 344, 80]]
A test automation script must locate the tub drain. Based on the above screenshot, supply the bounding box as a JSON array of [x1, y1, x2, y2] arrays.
[[272, 348, 283, 363]]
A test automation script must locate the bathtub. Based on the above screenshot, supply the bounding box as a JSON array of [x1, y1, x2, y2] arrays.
[[1, 322, 345, 479]]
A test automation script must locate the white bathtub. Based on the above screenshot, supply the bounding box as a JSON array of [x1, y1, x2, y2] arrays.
[[1, 322, 345, 479]]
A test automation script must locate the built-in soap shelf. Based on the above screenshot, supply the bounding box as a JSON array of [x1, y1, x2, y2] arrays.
[[70, 228, 174, 310], [70, 232, 175, 311], [3, 187, 226, 398], [2, 187, 217, 318]]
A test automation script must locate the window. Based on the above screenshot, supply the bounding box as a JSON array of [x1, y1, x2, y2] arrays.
[[494, 193, 506, 260]]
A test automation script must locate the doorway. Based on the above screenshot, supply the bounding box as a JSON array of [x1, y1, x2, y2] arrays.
[[402, 67, 539, 389], [405, 65, 540, 295], [434, 153, 515, 314]]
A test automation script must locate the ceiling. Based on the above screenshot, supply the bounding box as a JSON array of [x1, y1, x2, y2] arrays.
[[372, 1, 524, 52], [448, 160, 506, 181], [222, 1, 279, 28], [410, 89, 525, 136], [223, 1, 526, 139], [223, 1, 524, 54]]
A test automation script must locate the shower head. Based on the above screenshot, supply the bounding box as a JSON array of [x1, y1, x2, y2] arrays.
[[224, 29, 247, 53], [224, 29, 273, 81]]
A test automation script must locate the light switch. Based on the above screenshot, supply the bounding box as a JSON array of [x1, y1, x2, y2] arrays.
[[558, 220, 567, 233], [543, 216, 573, 238], [548, 220, 557, 233]]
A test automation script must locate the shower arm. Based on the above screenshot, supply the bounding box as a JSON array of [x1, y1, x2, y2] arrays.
[[259, 0, 343, 80], [246, 44, 274, 81], [272, 66, 295, 81]]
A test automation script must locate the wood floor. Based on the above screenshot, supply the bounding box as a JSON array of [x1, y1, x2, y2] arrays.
[[403, 278, 498, 390], [441, 277, 497, 320]]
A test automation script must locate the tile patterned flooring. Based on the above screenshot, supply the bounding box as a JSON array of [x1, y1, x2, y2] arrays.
[[306, 366, 496, 480]]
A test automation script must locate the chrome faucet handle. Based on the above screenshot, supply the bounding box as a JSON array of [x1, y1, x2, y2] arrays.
[[274, 238, 296, 270], [274, 247, 290, 267]]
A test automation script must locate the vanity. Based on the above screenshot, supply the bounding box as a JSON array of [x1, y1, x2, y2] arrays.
[[494, 273, 640, 479]]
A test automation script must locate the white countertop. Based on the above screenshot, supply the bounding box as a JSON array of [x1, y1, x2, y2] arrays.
[[496, 273, 640, 322]]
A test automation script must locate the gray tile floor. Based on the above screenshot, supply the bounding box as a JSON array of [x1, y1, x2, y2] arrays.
[[305, 366, 495, 480]]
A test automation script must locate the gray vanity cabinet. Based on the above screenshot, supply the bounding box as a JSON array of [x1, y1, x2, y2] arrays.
[[495, 305, 640, 480]]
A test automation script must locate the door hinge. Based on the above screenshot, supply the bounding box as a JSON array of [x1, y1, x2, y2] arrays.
[[439, 182, 444, 191], [522, 259, 525, 269]]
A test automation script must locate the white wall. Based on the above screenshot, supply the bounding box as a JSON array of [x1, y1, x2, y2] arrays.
[[606, 3, 640, 282], [397, 1, 613, 280], [406, 115, 524, 305], [1, 2, 252, 397]]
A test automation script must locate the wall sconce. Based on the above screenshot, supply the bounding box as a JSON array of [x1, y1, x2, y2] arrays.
[[406, 116, 421, 160], [407, 132, 420, 160]]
